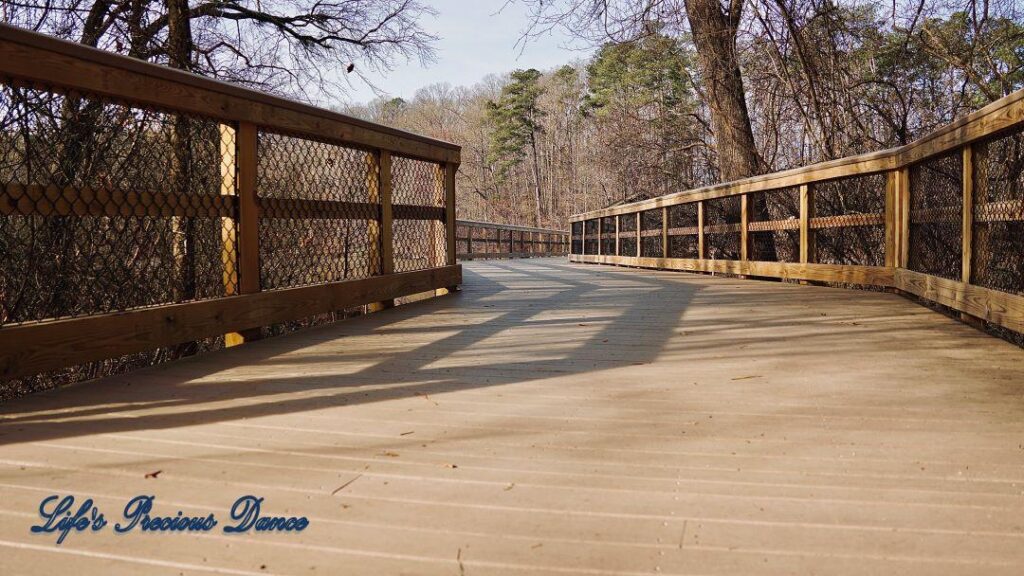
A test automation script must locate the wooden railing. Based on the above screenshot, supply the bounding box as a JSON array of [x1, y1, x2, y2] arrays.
[[0, 24, 461, 382], [455, 220, 569, 260], [570, 88, 1024, 337]]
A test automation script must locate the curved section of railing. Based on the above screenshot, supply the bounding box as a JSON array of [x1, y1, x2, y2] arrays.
[[0, 24, 462, 384], [455, 220, 569, 260], [570, 88, 1024, 339]]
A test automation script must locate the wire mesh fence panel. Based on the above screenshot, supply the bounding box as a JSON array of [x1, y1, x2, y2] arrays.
[[704, 196, 741, 260], [667, 202, 699, 258], [640, 209, 663, 257], [974, 127, 1024, 296], [600, 216, 615, 255], [0, 81, 237, 327], [908, 150, 963, 280], [256, 131, 379, 289], [392, 156, 446, 272], [571, 221, 583, 254], [583, 219, 599, 255], [812, 173, 887, 266], [748, 188, 800, 262], [618, 213, 637, 256]]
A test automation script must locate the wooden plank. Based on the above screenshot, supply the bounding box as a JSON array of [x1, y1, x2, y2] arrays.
[[899, 168, 911, 269], [392, 204, 446, 221], [635, 212, 641, 257], [219, 124, 242, 347], [740, 195, 749, 261], [614, 215, 620, 256], [962, 145, 974, 284], [258, 197, 378, 220], [379, 152, 394, 276], [896, 269, 1024, 334], [0, 265, 462, 381], [569, 254, 895, 286], [236, 123, 260, 297], [0, 24, 460, 164], [884, 171, 897, 268], [0, 182, 235, 219], [445, 163, 457, 266], [799, 184, 814, 264], [697, 201, 705, 260], [662, 206, 669, 258]]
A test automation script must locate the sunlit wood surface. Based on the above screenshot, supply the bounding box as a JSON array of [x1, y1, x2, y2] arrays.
[[1, 258, 1023, 575]]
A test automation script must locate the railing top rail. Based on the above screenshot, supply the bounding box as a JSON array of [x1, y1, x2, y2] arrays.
[[456, 219, 568, 235], [0, 24, 460, 164], [570, 86, 1024, 222]]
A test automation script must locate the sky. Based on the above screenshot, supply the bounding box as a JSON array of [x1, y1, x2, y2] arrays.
[[340, 0, 592, 105]]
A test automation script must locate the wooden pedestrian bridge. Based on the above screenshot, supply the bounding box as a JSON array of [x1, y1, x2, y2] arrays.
[[1, 25, 1023, 576]]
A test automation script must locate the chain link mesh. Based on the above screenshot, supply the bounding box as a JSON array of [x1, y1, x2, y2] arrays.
[[908, 150, 963, 280], [812, 173, 886, 266], [256, 130, 380, 288], [748, 188, 800, 262], [974, 128, 1024, 296], [618, 213, 637, 256], [392, 156, 446, 271], [703, 196, 741, 260], [600, 216, 615, 254], [667, 202, 699, 258], [583, 218, 598, 255], [640, 208, 663, 257], [571, 221, 582, 254], [0, 79, 238, 395]]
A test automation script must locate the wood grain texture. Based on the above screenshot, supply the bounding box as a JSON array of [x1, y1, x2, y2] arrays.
[[570, 254, 895, 286], [896, 269, 1024, 333], [0, 265, 461, 381], [0, 24, 459, 164]]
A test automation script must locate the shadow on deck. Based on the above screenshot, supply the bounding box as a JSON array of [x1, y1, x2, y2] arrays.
[[1, 258, 1023, 574]]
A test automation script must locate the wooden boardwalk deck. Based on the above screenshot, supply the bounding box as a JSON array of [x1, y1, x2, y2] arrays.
[[1, 258, 1023, 575]]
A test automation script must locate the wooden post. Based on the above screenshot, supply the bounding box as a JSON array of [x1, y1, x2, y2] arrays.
[[960, 144, 983, 327], [227, 122, 261, 344], [368, 151, 395, 311], [635, 212, 641, 258], [740, 194, 749, 262], [445, 162, 457, 267], [614, 215, 620, 256], [884, 171, 897, 268], [697, 201, 705, 260], [662, 206, 669, 258], [799, 184, 814, 264], [596, 221, 602, 255], [219, 125, 241, 346], [466, 225, 473, 256], [898, 168, 911, 269]]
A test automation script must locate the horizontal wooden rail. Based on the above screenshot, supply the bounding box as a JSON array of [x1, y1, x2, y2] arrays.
[[0, 25, 464, 386], [570, 86, 1024, 340], [455, 220, 569, 260]]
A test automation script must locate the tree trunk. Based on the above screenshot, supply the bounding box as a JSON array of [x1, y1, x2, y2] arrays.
[[529, 132, 543, 227], [684, 0, 760, 183]]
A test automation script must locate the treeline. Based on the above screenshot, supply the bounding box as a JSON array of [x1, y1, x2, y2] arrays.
[[345, 2, 1024, 229]]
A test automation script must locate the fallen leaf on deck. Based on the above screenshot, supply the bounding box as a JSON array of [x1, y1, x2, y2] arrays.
[[331, 473, 362, 495], [400, 431, 415, 436], [731, 375, 762, 381], [382, 451, 400, 457], [144, 470, 162, 479]]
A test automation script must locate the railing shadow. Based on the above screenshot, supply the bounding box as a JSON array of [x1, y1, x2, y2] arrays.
[[0, 259, 699, 445]]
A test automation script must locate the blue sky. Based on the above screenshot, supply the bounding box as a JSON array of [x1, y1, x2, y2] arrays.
[[341, 0, 591, 104]]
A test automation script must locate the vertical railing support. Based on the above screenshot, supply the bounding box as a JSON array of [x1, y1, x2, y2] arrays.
[[884, 171, 898, 268], [368, 150, 395, 310], [615, 215, 620, 256], [898, 167, 911, 269], [635, 212, 641, 258], [799, 184, 814, 265], [740, 194, 749, 262], [662, 206, 669, 259], [445, 162, 457, 268], [961, 144, 982, 326], [697, 201, 705, 260], [231, 121, 261, 343]]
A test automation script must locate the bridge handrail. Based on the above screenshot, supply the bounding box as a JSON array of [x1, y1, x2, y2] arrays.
[[570, 88, 1024, 337], [455, 220, 569, 260], [0, 24, 462, 382]]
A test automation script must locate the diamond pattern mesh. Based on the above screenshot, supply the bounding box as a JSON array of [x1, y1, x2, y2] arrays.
[[813, 173, 886, 266], [257, 131, 380, 288], [640, 209, 663, 257], [704, 196, 741, 260], [909, 150, 963, 280], [974, 128, 1024, 295], [748, 188, 800, 262], [667, 202, 699, 258], [618, 213, 637, 256], [600, 216, 615, 255], [571, 221, 583, 254], [583, 219, 599, 255], [392, 156, 446, 271]]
